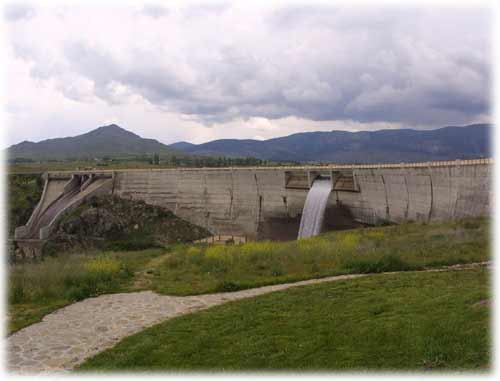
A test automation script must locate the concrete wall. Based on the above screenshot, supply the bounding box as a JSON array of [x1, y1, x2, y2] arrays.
[[108, 159, 492, 238], [340, 164, 491, 225]]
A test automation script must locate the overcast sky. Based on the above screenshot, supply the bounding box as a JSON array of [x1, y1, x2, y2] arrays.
[[1, 1, 492, 147]]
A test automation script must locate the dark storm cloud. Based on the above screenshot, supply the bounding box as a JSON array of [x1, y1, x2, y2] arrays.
[[9, 4, 491, 127]]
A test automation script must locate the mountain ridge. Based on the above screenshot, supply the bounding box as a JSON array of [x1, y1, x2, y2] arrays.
[[6, 123, 492, 163], [168, 123, 492, 163]]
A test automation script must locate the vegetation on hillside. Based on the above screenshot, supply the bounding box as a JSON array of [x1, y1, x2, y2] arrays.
[[6, 124, 296, 173], [79, 267, 490, 371], [8, 218, 489, 333], [172, 123, 492, 163], [7, 174, 43, 236], [7, 124, 177, 161], [8, 155, 293, 174]]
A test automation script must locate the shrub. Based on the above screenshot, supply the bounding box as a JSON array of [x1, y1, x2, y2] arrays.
[[204, 246, 234, 270], [185, 246, 204, 265], [186, 246, 202, 256], [215, 280, 243, 292], [297, 238, 329, 256], [105, 235, 159, 251], [9, 282, 26, 304], [365, 230, 385, 240], [311, 262, 320, 274], [85, 257, 121, 277], [204, 245, 228, 260], [63, 257, 126, 301], [239, 241, 276, 257], [340, 232, 360, 251], [344, 255, 421, 274], [165, 256, 182, 269], [462, 220, 481, 230], [270, 263, 284, 277]]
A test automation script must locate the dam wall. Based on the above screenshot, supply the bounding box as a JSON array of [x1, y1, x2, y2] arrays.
[[108, 159, 492, 238]]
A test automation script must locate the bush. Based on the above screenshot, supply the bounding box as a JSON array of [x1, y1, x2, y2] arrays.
[[61, 257, 128, 301], [85, 257, 121, 277], [462, 220, 481, 230], [10, 282, 26, 304], [203, 246, 233, 273], [344, 255, 421, 274], [215, 280, 243, 292], [270, 263, 284, 277], [340, 232, 360, 251], [185, 246, 204, 265], [105, 235, 160, 251]]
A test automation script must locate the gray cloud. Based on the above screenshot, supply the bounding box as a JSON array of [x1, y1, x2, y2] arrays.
[[5, 3, 492, 132], [140, 4, 169, 18], [3, 3, 36, 21]]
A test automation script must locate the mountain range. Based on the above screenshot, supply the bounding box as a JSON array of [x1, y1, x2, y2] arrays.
[[7, 123, 492, 163], [169, 123, 492, 163]]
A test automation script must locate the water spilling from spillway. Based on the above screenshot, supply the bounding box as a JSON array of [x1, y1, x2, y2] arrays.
[[297, 178, 332, 239]]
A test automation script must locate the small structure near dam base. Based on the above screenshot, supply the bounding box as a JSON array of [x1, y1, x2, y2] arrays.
[[194, 235, 248, 245], [12, 158, 493, 259]]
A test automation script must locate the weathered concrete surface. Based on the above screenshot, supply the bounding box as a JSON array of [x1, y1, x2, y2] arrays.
[[28, 159, 492, 239], [112, 159, 492, 237], [8, 262, 490, 374]]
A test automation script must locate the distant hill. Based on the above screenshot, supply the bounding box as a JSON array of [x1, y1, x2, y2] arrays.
[[7, 123, 492, 164], [169, 124, 492, 163], [7, 124, 179, 160], [168, 141, 196, 151]]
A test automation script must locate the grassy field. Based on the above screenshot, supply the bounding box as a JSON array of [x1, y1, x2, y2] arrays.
[[78, 267, 490, 372], [8, 218, 490, 334], [8, 248, 164, 333], [143, 218, 490, 295]]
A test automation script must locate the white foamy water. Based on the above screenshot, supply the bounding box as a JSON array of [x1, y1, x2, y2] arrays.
[[297, 178, 332, 239]]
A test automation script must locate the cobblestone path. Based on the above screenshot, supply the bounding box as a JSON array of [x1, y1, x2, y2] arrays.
[[7, 262, 490, 374]]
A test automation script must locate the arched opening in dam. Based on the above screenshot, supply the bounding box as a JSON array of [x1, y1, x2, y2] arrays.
[[258, 204, 365, 241]]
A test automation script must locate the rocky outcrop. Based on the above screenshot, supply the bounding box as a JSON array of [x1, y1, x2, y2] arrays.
[[48, 195, 210, 252]]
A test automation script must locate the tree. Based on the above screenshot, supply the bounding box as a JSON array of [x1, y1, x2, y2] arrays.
[[170, 155, 179, 167]]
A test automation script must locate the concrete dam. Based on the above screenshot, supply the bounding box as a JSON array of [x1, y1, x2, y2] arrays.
[[15, 158, 492, 246]]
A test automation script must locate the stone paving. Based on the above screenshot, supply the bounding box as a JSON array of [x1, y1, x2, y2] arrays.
[[7, 262, 490, 374]]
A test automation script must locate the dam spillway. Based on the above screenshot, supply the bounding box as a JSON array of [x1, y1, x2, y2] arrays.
[[298, 178, 332, 239], [17, 158, 493, 242]]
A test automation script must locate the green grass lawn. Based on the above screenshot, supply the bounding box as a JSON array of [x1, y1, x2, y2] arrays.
[[8, 218, 490, 334], [78, 267, 490, 372]]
